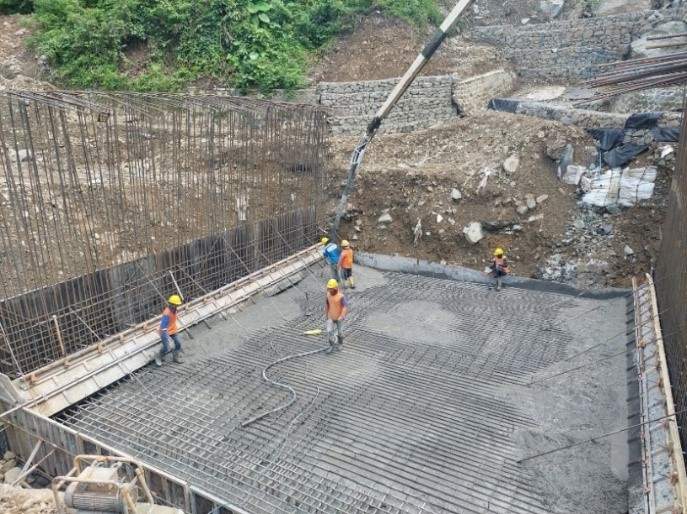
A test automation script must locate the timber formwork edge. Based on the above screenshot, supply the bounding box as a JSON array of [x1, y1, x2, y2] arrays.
[[632, 274, 687, 513], [0, 245, 322, 418]]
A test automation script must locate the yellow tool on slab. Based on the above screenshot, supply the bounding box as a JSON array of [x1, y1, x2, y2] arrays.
[[302, 329, 322, 336]]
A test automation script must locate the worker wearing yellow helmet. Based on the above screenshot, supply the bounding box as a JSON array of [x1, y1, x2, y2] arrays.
[[321, 236, 341, 282], [485, 248, 510, 291], [325, 279, 348, 352], [337, 240, 356, 289], [155, 294, 184, 366]]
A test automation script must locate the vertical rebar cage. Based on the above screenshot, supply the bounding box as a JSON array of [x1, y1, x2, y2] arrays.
[[0, 91, 329, 378], [655, 103, 687, 450]]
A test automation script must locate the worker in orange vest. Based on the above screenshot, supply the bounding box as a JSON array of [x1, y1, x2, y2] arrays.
[[337, 240, 355, 289], [486, 248, 510, 291], [325, 279, 348, 352], [155, 294, 184, 366]]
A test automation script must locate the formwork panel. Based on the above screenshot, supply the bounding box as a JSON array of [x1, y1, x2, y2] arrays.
[[52, 268, 630, 514]]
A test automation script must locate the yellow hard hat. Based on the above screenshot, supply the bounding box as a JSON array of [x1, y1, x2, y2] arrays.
[[321, 237, 329, 245], [168, 294, 182, 306], [326, 279, 338, 289], [494, 248, 504, 257], [341, 240, 350, 248]]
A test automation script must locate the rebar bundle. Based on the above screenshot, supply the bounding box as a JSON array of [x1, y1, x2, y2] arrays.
[[586, 52, 687, 102], [0, 91, 329, 377]]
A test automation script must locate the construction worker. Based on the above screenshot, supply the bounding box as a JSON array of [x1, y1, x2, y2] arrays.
[[155, 295, 184, 366], [338, 240, 355, 289], [486, 248, 510, 291], [325, 279, 348, 352], [321, 237, 341, 282]]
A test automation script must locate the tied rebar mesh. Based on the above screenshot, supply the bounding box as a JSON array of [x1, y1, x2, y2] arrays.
[[0, 91, 329, 378], [655, 102, 687, 451]]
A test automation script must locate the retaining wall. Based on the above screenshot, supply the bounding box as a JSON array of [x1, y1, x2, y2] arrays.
[[610, 86, 685, 114], [317, 76, 457, 135], [452, 69, 517, 115], [467, 11, 663, 82]]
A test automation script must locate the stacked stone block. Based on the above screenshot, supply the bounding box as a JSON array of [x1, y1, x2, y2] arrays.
[[317, 76, 457, 135], [610, 87, 685, 114], [452, 69, 516, 114], [467, 12, 660, 82]]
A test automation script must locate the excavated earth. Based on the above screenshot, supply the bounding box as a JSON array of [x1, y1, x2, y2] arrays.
[[312, 15, 668, 290]]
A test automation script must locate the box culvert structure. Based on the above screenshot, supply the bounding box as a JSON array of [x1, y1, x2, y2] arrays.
[[0, 88, 679, 513]]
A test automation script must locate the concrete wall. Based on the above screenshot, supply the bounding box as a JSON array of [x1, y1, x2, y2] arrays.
[[467, 11, 663, 82], [317, 76, 457, 135], [452, 69, 517, 115]]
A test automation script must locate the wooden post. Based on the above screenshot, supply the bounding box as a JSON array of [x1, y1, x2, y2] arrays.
[[52, 315, 69, 366]]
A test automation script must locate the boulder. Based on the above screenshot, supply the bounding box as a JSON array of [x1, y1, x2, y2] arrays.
[[450, 188, 462, 201], [540, 0, 564, 19], [632, 21, 687, 59], [378, 212, 393, 223], [561, 165, 585, 185], [557, 143, 574, 179], [4, 467, 20, 484], [462, 222, 484, 244], [502, 154, 520, 175]]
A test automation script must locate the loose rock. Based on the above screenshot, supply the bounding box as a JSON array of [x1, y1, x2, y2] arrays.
[[462, 222, 484, 244]]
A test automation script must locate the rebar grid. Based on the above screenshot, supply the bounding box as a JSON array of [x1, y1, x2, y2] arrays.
[[54, 272, 624, 514], [0, 90, 328, 377], [655, 102, 687, 452]]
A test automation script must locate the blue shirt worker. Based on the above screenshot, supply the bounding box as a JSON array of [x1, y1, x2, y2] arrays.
[[155, 295, 184, 366], [321, 237, 341, 282]]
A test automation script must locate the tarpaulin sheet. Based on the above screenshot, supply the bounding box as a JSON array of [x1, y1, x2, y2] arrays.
[[625, 112, 662, 129], [487, 98, 519, 113], [588, 128, 625, 152], [601, 143, 650, 168], [651, 127, 680, 142]]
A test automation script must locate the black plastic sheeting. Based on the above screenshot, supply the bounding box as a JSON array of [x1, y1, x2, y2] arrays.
[[587, 112, 680, 167], [487, 98, 519, 113], [600, 144, 650, 167], [625, 112, 663, 129]]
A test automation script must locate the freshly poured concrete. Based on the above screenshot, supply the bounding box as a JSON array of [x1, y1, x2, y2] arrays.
[[57, 265, 631, 514]]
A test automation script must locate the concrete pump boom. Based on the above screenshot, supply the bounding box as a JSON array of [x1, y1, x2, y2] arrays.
[[330, 0, 475, 237]]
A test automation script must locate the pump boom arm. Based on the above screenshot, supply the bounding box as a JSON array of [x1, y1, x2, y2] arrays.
[[331, 0, 475, 236]]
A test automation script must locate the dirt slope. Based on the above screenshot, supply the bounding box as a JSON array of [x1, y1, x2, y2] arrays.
[[314, 16, 667, 289]]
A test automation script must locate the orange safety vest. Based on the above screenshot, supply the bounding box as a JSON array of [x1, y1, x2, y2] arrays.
[[339, 248, 353, 269], [493, 256, 509, 270], [161, 306, 179, 335], [326, 291, 347, 321]]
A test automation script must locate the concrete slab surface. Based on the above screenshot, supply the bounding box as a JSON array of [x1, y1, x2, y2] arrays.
[[55, 265, 631, 514]]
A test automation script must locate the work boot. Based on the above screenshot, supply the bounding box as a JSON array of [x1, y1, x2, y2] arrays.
[[155, 354, 162, 367], [496, 277, 502, 291], [337, 336, 344, 350], [172, 350, 184, 364], [349, 278, 356, 289]]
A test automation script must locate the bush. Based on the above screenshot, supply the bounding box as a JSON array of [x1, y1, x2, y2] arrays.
[[28, 0, 442, 92], [0, 0, 33, 15]]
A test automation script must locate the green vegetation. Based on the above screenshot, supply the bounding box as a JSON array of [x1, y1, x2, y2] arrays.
[[1, 0, 442, 93], [0, 0, 32, 14]]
